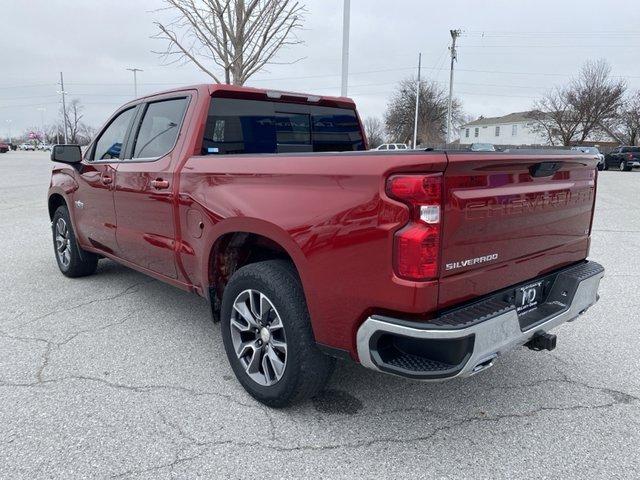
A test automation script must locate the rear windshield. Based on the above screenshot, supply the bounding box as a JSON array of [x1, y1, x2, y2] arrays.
[[201, 97, 365, 155]]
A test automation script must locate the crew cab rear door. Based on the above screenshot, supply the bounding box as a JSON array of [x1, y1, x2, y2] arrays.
[[113, 95, 191, 279], [438, 151, 597, 309]]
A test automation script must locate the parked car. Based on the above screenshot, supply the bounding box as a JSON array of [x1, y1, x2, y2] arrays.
[[571, 146, 605, 170], [0, 142, 9, 153], [19, 143, 35, 151], [605, 146, 640, 171], [469, 143, 496, 152], [47, 84, 604, 407], [374, 143, 408, 151], [38, 143, 53, 151]]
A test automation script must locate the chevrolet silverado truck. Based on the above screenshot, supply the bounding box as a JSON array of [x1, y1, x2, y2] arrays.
[[48, 84, 604, 407]]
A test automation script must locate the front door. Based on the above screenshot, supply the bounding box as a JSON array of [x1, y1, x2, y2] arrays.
[[73, 106, 137, 254], [113, 96, 189, 279]]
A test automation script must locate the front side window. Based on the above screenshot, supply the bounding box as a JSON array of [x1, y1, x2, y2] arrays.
[[388, 144, 396, 150], [132, 98, 188, 159], [92, 107, 136, 161], [201, 98, 364, 155]]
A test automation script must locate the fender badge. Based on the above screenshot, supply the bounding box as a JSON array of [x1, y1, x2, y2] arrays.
[[75, 200, 84, 209]]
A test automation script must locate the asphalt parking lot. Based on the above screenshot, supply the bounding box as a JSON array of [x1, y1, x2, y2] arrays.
[[1, 150, 639, 479]]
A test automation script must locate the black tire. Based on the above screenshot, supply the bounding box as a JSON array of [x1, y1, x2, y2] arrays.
[[619, 160, 632, 172], [52, 205, 99, 277], [221, 260, 335, 408]]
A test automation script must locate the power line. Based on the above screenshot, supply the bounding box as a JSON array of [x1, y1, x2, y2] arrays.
[[459, 44, 640, 48]]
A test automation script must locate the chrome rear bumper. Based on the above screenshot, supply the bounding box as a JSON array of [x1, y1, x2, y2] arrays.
[[356, 261, 604, 380]]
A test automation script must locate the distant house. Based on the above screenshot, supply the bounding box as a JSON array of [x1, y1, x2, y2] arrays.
[[459, 111, 546, 147], [459, 110, 620, 148]]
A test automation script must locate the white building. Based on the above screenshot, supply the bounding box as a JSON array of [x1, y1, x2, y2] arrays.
[[459, 111, 548, 147]]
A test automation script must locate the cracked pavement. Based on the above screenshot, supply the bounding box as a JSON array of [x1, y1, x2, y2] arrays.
[[1, 151, 639, 479]]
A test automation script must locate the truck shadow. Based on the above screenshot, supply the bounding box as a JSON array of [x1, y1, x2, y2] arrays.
[[84, 260, 618, 443]]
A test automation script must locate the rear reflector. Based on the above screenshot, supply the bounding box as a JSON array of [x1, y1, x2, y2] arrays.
[[386, 174, 442, 281]]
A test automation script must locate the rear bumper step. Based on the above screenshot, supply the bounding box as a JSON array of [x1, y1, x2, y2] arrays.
[[356, 261, 604, 380]]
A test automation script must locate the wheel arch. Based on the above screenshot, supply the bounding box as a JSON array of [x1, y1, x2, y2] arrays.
[[203, 220, 312, 324], [48, 192, 68, 220]]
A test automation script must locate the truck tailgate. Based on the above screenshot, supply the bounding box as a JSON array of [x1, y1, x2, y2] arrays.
[[438, 152, 597, 309]]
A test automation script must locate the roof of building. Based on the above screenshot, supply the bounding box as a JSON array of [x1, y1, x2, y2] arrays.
[[463, 110, 541, 127]]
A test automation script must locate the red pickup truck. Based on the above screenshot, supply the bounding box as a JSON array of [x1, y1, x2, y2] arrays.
[[48, 84, 604, 407]]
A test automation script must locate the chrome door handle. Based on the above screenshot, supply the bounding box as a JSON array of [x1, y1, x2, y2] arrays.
[[151, 179, 170, 189]]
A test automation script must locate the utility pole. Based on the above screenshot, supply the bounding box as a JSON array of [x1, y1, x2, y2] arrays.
[[446, 29, 461, 146], [58, 72, 68, 144], [340, 0, 350, 97], [412, 52, 422, 149], [126, 68, 143, 98]]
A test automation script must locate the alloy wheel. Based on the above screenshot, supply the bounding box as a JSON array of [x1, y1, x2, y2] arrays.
[[55, 218, 71, 267], [229, 289, 288, 386]]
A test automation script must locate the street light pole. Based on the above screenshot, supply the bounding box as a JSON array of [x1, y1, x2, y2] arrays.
[[126, 68, 143, 98], [413, 52, 422, 149], [340, 0, 350, 97], [5, 120, 12, 143]]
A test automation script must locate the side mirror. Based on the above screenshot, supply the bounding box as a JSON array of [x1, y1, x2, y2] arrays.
[[51, 144, 82, 164]]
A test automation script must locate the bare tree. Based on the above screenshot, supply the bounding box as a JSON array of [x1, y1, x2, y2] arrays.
[[384, 77, 463, 146], [364, 117, 385, 148], [58, 100, 94, 145], [530, 60, 626, 146], [528, 89, 580, 146], [617, 91, 640, 146], [61, 99, 84, 144], [154, 0, 305, 85]]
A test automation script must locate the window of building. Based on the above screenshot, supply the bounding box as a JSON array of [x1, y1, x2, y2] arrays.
[[474, 128, 479, 138], [495, 126, 500, 137], [465, 128, 469, 138], [512, 124, 518, 136]]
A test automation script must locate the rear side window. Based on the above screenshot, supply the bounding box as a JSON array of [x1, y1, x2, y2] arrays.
[[92, 107, 136, 161], [201, 97, 364, 155], [132, 98, 188, 159]]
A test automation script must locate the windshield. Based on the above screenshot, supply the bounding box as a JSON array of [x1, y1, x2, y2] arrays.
[[575, 147, 599, 154], [470, 143, 496, 151]]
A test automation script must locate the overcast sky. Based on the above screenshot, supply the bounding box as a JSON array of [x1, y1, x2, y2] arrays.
[[1, 0, 639, 138]]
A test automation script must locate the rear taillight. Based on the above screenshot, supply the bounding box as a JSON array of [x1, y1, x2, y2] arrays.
[[386, 174, 442, 281], [628, 153, 634, 161]]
